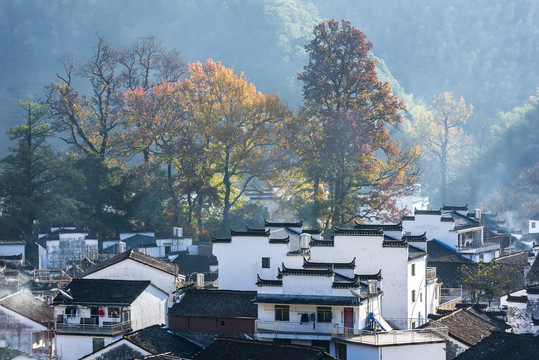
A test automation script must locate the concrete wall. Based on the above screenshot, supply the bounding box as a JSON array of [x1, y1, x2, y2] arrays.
[[403, 214, 455, 248], [56, 334, 115, 360], [344, 341, 445, 360], [214, 236, 290, 291], [130, 284, 168, 330], [0, 305, 49, 355]]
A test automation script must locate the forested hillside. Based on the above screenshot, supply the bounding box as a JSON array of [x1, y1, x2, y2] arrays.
[[1, 0, 538, 247]]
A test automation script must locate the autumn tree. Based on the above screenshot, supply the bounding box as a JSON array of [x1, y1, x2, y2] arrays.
[[413, 92, 473, 202], [184, 59, 291, 235], [46, 35, 185, 160], [46, 38, 121, 158], [291, 19, 418, 228]]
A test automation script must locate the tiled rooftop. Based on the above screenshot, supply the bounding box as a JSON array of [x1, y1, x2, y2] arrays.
[[83, 249, 178, 276], [169, 289, 257, 318]]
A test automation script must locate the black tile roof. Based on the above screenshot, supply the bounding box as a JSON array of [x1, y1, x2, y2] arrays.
[[83, 249, 178, 276], [193, 337, 336, 360], [230, 228, 270, 237], [256, 275, 282, 287], [402, 215, 415, 221], [451, 212, 482, 230], [403, 232, 427, 242], [53, 279, 152, 306], [427, 240, 474, 263], [354, 222, 403, 231], [408, 245, 427, 259], [415, 209, 442, 215], [428, 307, 509, 347], [310, 239, 334, 247], [303, 257, 356, 269], [333, 227, 384, 236], [332, 274, 361, 289], [169, 289, 257, 318], [279, 264, 333, 277], [527, 255, 539, 284], [255, 294, 359, 306], [211, 234, 231, 243], [442, 204, 468, 211], [123, 234, 157, 248], [264, 219, 303, 228], [172, 254, 217, 276], [358, 269, 383, 281], [382, 240, 407, 247], [269, 235, 290, 244], [0, 290, 54, 324], [125, 325, 202, 358], [454, 331, 539, 360]]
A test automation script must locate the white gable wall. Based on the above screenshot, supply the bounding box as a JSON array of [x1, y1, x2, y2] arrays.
[[0, 305, 49, 355], [130, 284, 168, 330], [56, 334, 116, 360], [83, 259, 175, 304], [80, 339, 150, 360], [214, 237, 289, 291]]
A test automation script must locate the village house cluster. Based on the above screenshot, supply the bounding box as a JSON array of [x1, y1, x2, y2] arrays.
[[1, 199, 539, 359]]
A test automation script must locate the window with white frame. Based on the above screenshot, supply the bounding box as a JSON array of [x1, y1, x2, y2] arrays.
[[275, 305, 289, 321]]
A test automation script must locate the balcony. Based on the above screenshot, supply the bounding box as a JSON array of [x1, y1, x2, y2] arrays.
[[56, 319, 131, 336], [255, 320, 334, 339], [457, 243, 500, 255], [334, 323, 448, 346]]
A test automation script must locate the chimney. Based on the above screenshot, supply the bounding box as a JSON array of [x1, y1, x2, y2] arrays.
[[475, 209, 481, 220]]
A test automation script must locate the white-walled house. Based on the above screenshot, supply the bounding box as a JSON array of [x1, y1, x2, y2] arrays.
[[501, 285, 539, 335], [402, 205, 500, 263], [213, 221, 439, 328], [82, 249, 181, 306], [53, 278, 168, 360], [255, 259, 387, 347], [0, 240, 26, 263], [102, 228, 196, 259], [37, 227, 98, 270], [0, 290, 54, 357], [529, 213, 539, 234]]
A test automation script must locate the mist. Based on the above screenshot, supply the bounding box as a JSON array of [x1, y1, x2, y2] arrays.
[[1, 0, 537, 220]]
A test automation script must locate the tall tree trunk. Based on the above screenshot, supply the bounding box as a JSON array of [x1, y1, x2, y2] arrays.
[[310, 177, 320, 228], [220, 150, 232, 236]]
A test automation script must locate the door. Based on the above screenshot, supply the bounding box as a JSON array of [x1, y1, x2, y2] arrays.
[[344, 308, 353, 329]]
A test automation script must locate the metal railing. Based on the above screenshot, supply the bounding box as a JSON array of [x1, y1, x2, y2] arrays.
[[255, 320, 334, 337], [56, 320, 131, 336], [457, 243, 500, 254], [426, 267, 437, 281], [334, 323, 448, 345]]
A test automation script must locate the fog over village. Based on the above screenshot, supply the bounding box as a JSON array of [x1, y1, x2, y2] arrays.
[[0, 1, 538, 359]]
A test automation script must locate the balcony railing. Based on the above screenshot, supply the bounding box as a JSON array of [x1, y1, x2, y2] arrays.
[[334, 323, 448, 346], [256, 320, 334, 338], [56, 320, 131, 336], [426, 267, 437, 281], [457, 243, 500, 255]]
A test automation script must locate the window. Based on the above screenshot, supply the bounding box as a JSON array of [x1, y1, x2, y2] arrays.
[[65, 306, 78, 317], [533, 222, 536, 229], [411, 264, 415, 276], [317, 307, 332, 323], [411, 290, 416, 302], [108, 307, 119, 318], [479, 254, 484, 262], [92, 338, 105, 352], [420, 292, 423, 302], [221, 320, 225, 326], [275, 305, 289, 321], [262, 257, 270, 268]]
